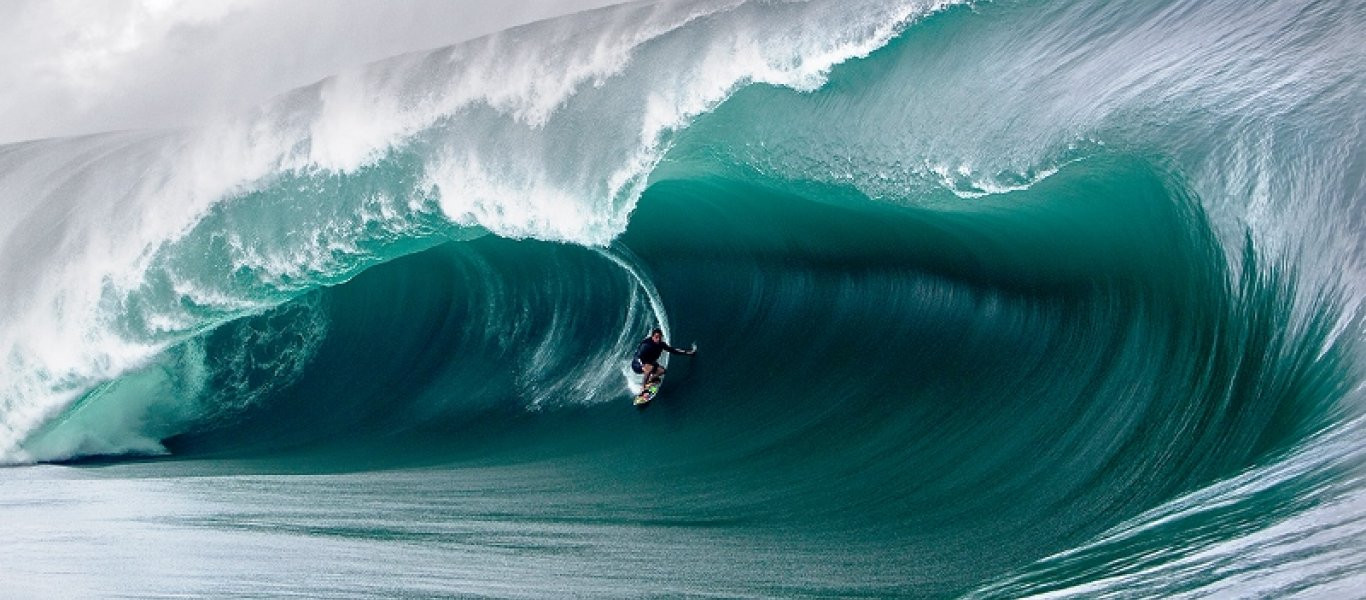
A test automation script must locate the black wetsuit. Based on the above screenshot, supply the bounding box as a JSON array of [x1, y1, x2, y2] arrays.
[[632, 337, 682, 373]]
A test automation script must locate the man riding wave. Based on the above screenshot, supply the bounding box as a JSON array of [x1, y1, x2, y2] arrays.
[[632, 328, 695, 396]]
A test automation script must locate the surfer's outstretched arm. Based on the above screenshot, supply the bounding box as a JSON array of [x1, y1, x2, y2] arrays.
[[666, 343, 696, 356]]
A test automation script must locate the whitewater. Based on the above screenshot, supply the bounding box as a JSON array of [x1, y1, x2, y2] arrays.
[[2, 0, 1364, 596]]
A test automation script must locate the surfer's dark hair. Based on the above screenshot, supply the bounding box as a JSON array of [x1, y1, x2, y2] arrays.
[[652, 328, 663, 335]]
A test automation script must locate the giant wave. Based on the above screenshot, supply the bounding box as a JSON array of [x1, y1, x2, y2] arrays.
[[3, 0, 1364, 596]]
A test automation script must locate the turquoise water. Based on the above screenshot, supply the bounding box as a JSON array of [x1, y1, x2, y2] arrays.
[[3, 0, 1365, 596]]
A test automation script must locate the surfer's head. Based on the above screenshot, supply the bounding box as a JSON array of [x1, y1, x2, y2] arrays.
[[651, 328, 663, 340]]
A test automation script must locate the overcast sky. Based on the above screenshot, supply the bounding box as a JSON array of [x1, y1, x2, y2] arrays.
[[0, 0, 626, 143]]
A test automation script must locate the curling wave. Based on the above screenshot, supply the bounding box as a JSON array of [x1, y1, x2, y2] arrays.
[[3, 0, 1364, 595]]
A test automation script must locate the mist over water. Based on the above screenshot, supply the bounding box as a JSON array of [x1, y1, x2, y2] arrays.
[[3, 0, 1364, 596], [0, 0, 628, 143]]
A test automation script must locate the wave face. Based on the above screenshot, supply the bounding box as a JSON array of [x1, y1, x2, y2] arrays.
[[4, 0, 1365, 595]]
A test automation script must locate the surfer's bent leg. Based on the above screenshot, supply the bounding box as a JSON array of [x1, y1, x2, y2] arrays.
[[641, 362, 666, 389]]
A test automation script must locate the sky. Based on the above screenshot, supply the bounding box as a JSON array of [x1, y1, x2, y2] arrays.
[[0, 0, 625, 143]]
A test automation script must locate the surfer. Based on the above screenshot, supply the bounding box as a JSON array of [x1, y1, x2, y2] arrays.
[[632, 328, 694, 394]]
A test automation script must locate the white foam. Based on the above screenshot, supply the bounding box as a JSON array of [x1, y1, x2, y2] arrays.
[[416, 0, 953, 244]]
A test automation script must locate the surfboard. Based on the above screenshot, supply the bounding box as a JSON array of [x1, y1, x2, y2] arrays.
[[634, 377, 662, 406]]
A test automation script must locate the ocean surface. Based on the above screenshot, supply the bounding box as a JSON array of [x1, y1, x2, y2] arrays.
[[3, 0, 1365, 597]]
